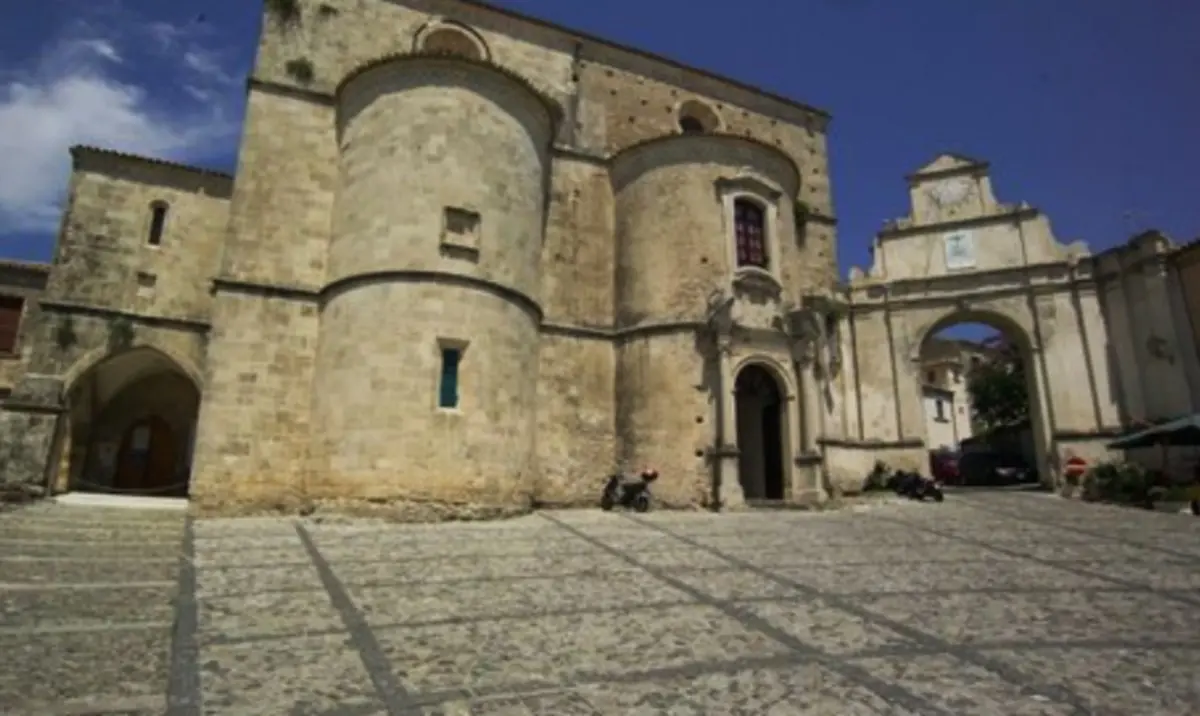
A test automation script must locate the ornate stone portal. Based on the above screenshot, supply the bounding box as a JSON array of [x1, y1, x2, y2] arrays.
[[701, 286, 841, 508]]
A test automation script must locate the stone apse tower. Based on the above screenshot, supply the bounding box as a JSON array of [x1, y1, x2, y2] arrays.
[[184, 0, 846, 513]]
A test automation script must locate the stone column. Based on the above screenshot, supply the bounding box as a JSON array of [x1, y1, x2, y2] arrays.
[[1167, 263, 1200, 412], [714, 331, 745, 508], [1113, 263, 1149, 419], [0, 374, 66, 498], [1144, 256, 1191, 418], [50, 417, 73, 494], [1026, 345, 1058, 488], [798, 365, 820, 455]]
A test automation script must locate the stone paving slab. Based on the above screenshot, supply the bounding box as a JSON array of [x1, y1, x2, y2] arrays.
[[198, 633, 386, 715], [3, 491, 1200, 714], [0, 503, 185, 716], [0, 537, 183, 561], [0, 583, 177, 628], [0, 555, 181, 584], [0, 626, 172, 711]]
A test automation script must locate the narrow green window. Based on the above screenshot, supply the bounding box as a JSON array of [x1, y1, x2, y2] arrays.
[[438, 348, 461, 408]]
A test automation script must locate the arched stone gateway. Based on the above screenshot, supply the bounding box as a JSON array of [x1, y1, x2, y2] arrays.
[[57, 347, 201, 497], [826, 154, 1124, 491]]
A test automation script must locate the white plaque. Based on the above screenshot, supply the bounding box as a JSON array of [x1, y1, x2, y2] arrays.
[[943, 230, 975, 270], [130, 426, 152, 452]]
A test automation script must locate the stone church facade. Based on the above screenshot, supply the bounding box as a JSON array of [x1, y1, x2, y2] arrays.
[[0, 0, 1193, 515]]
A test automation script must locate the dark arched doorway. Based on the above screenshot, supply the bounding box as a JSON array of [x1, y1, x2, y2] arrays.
[[735, 364, 785, 500]]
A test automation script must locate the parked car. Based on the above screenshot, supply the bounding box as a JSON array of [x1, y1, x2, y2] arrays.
[[957, 451, 1034, 486], [929, 451, 961, 484]]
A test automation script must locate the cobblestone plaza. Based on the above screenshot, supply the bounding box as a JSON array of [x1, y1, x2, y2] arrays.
[[2, 491, 1199, 714]]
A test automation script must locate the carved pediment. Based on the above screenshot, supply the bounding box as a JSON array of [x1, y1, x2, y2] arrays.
[[731, 267, 783, 301], [911, 153, 988, 178], [714, 171, 784, 201]]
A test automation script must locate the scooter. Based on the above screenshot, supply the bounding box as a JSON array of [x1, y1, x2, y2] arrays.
[[890, 469, 945, 503], [600, 469, 658, 512]]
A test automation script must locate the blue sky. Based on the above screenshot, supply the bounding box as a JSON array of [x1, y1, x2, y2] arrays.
[[1, 0, 1196, 286]]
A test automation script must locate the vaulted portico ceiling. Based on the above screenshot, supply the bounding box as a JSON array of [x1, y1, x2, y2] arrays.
[[72, 347, 190, 408], [905, 153, 990, 184]]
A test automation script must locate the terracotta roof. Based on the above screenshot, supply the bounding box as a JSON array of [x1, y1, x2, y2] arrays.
[[70, 146, 234, 181]]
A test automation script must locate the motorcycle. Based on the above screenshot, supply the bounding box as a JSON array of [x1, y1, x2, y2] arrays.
[[600, 469, 658, 512], [886, 467, 945, 503]]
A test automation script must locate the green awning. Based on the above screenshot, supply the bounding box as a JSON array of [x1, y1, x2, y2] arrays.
[[1107, 413, 1200, 450]]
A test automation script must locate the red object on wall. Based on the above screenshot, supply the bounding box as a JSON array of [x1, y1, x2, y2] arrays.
[[1063, 456, 1088, 479]]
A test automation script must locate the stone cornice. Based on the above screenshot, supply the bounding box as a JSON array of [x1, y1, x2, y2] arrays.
[[804, 210, 837, 227], [335, 51, 564, 131], [878, 206, 1039, 240], [847, 259, 1093, 309], [0, 259, 51, 275], [211, 277, 320, 302], [241, 77, 840, 226], [0, 400, 64, 415], [246, 76, 335, 106], [69, 146, 234, 199], [611, 132, 802, 197], [818, 437, 925, 450], [1056, 427, 1125, 441], [209, 277, 725, 343], [846, 284, 1076, 315], [904, 163, 989, 185], [37, 300, 211, 333], [421, 0, 831, 126]]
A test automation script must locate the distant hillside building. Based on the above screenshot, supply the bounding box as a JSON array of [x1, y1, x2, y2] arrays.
[[919, 338, 997, 451]]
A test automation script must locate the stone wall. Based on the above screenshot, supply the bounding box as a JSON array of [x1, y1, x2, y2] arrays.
[[47, 148, 231, 319], [188, 291, 319, 511], [0, 261, 49, 394]]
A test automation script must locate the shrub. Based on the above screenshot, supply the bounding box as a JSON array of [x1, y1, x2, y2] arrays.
[[1081, 461, 1160, 506]]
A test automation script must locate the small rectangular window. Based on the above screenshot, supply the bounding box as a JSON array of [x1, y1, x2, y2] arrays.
[[136, 271, 157, 298], [934, 399, 946, 421], [440, 206, 481, 260], [147, 204, 168, 246], [438, 347, 461, 409], [0, 295, 24, 354]]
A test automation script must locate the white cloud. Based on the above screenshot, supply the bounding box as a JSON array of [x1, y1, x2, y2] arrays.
[[0, 11, 241, 237]]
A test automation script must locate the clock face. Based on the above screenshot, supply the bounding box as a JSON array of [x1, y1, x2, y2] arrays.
[[927, 177, 975, 207]]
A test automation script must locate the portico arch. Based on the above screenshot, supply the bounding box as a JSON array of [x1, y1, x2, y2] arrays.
[[911, 307, 1053, 486], [828, 154, 1128, 495], [57, 346, 201, 497]]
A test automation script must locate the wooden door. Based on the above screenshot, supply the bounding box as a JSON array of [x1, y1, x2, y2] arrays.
[[114, 418, 176, 492]]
